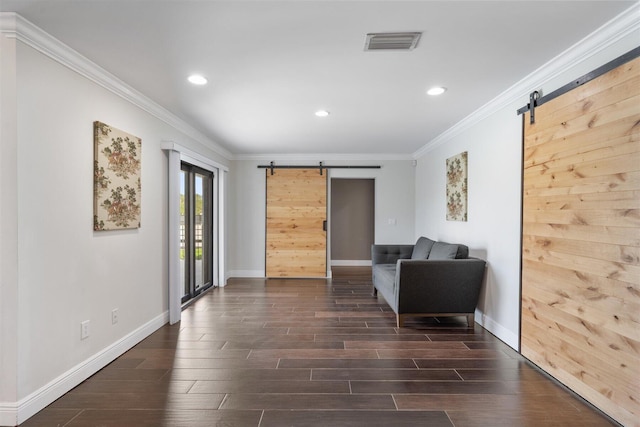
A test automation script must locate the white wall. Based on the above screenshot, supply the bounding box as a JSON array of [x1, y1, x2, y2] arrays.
[[1, 17, 230, 424], [415, 105, 523, 348], [227, 158, 415, 278], [0, 28, 19, 410], [413, 10, 639, 350]]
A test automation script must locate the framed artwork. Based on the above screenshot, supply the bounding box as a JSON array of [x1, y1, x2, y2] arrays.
[[446, 151, 467, 221], [93, 121, 141, 231]]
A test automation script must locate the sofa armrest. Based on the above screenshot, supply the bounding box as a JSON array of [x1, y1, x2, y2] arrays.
[[371, 244, 414, 265], [394, 258, 486, 314]]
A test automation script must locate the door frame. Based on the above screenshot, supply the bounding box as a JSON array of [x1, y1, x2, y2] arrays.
[[164, 142, 227, 324]]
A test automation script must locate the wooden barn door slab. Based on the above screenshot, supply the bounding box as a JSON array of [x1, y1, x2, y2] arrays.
[[521, 56, 640, 425], [266, 169, 327, 277]]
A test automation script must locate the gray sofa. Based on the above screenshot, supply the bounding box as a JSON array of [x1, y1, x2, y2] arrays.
[[372, 237, 486, 327]]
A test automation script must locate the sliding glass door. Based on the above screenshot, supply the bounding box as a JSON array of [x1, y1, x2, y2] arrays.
[[180, 163, 214, 303]]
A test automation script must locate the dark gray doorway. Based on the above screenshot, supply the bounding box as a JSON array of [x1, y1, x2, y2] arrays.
[[330, 178, 375, 264]]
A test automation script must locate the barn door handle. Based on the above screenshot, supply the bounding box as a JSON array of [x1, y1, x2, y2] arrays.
[[323, 220, 327, 231]]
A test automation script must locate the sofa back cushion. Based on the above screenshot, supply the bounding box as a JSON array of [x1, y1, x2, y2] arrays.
[[411, 237, 435, 259], [428, 242, 469, 260]]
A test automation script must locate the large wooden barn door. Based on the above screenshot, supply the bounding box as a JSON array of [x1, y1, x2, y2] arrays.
[[266, 169, 327, 277], [521, 55, 639, 425]]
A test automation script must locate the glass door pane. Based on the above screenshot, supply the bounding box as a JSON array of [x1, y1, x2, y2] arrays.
[[181, 163, 214, 304], [194, 173, 208, 290]]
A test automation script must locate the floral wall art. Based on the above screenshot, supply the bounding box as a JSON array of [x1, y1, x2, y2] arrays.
[[94, 121, 141, 231], [446, 151, 468, 221]]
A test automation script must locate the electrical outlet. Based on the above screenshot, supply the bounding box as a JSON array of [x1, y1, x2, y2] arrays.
[[80, 320, 90, 340], [111, 308, 119, 325]]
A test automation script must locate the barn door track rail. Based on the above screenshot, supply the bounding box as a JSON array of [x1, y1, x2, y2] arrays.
[[258, 161, 381, 175], [518, 46, 640, 124]]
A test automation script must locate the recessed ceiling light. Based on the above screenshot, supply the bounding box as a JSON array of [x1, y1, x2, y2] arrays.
[[315, 110, 330, 117], [188, 74, 208, 85], [427, 86, 447, 96]]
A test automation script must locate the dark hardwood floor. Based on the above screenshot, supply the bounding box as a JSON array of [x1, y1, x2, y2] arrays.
[[21, 267, 616, 426]]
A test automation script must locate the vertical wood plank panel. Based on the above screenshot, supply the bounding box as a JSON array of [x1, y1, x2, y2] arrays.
[[266, 169, 327, 277], [521, 56, 640, 426]]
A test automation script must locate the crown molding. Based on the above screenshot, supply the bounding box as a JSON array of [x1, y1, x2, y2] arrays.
[[412, 2, 640, 159], [233, 152, 413, 162], [0, 12, 233, 161]]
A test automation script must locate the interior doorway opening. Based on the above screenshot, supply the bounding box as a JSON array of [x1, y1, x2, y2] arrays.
[[330, 178, 375, 267]]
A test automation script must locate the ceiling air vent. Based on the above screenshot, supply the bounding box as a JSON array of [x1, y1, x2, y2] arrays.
[[364, 32, 422, 51]]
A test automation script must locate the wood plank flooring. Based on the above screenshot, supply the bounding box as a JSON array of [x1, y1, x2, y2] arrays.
[[21, 268, 616, 426]]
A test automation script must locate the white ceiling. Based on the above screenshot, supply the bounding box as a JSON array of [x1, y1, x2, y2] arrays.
[[1, 1, 635, 158]]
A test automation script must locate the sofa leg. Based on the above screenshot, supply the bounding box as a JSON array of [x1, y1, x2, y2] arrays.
[[396, 314, 404, 328], [467, 313, 475, 328]]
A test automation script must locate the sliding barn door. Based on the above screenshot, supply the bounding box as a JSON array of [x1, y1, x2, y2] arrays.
[[521, 56, 639, 425], [266, 169, 327, 277]]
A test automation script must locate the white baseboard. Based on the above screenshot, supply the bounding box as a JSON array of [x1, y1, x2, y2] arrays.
[[225, 270, 264, 280], [1, 311, 168, 426], [330, 260, 372, 266], [0, 403, 18, 427], [475, 310, 519, 351]]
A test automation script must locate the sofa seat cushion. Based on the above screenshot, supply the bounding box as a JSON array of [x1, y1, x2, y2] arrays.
[[428, 242, 469, 260], [372, 263, 400, 312], [373, 263, 396, 290], [411, 237, 436, 259]]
